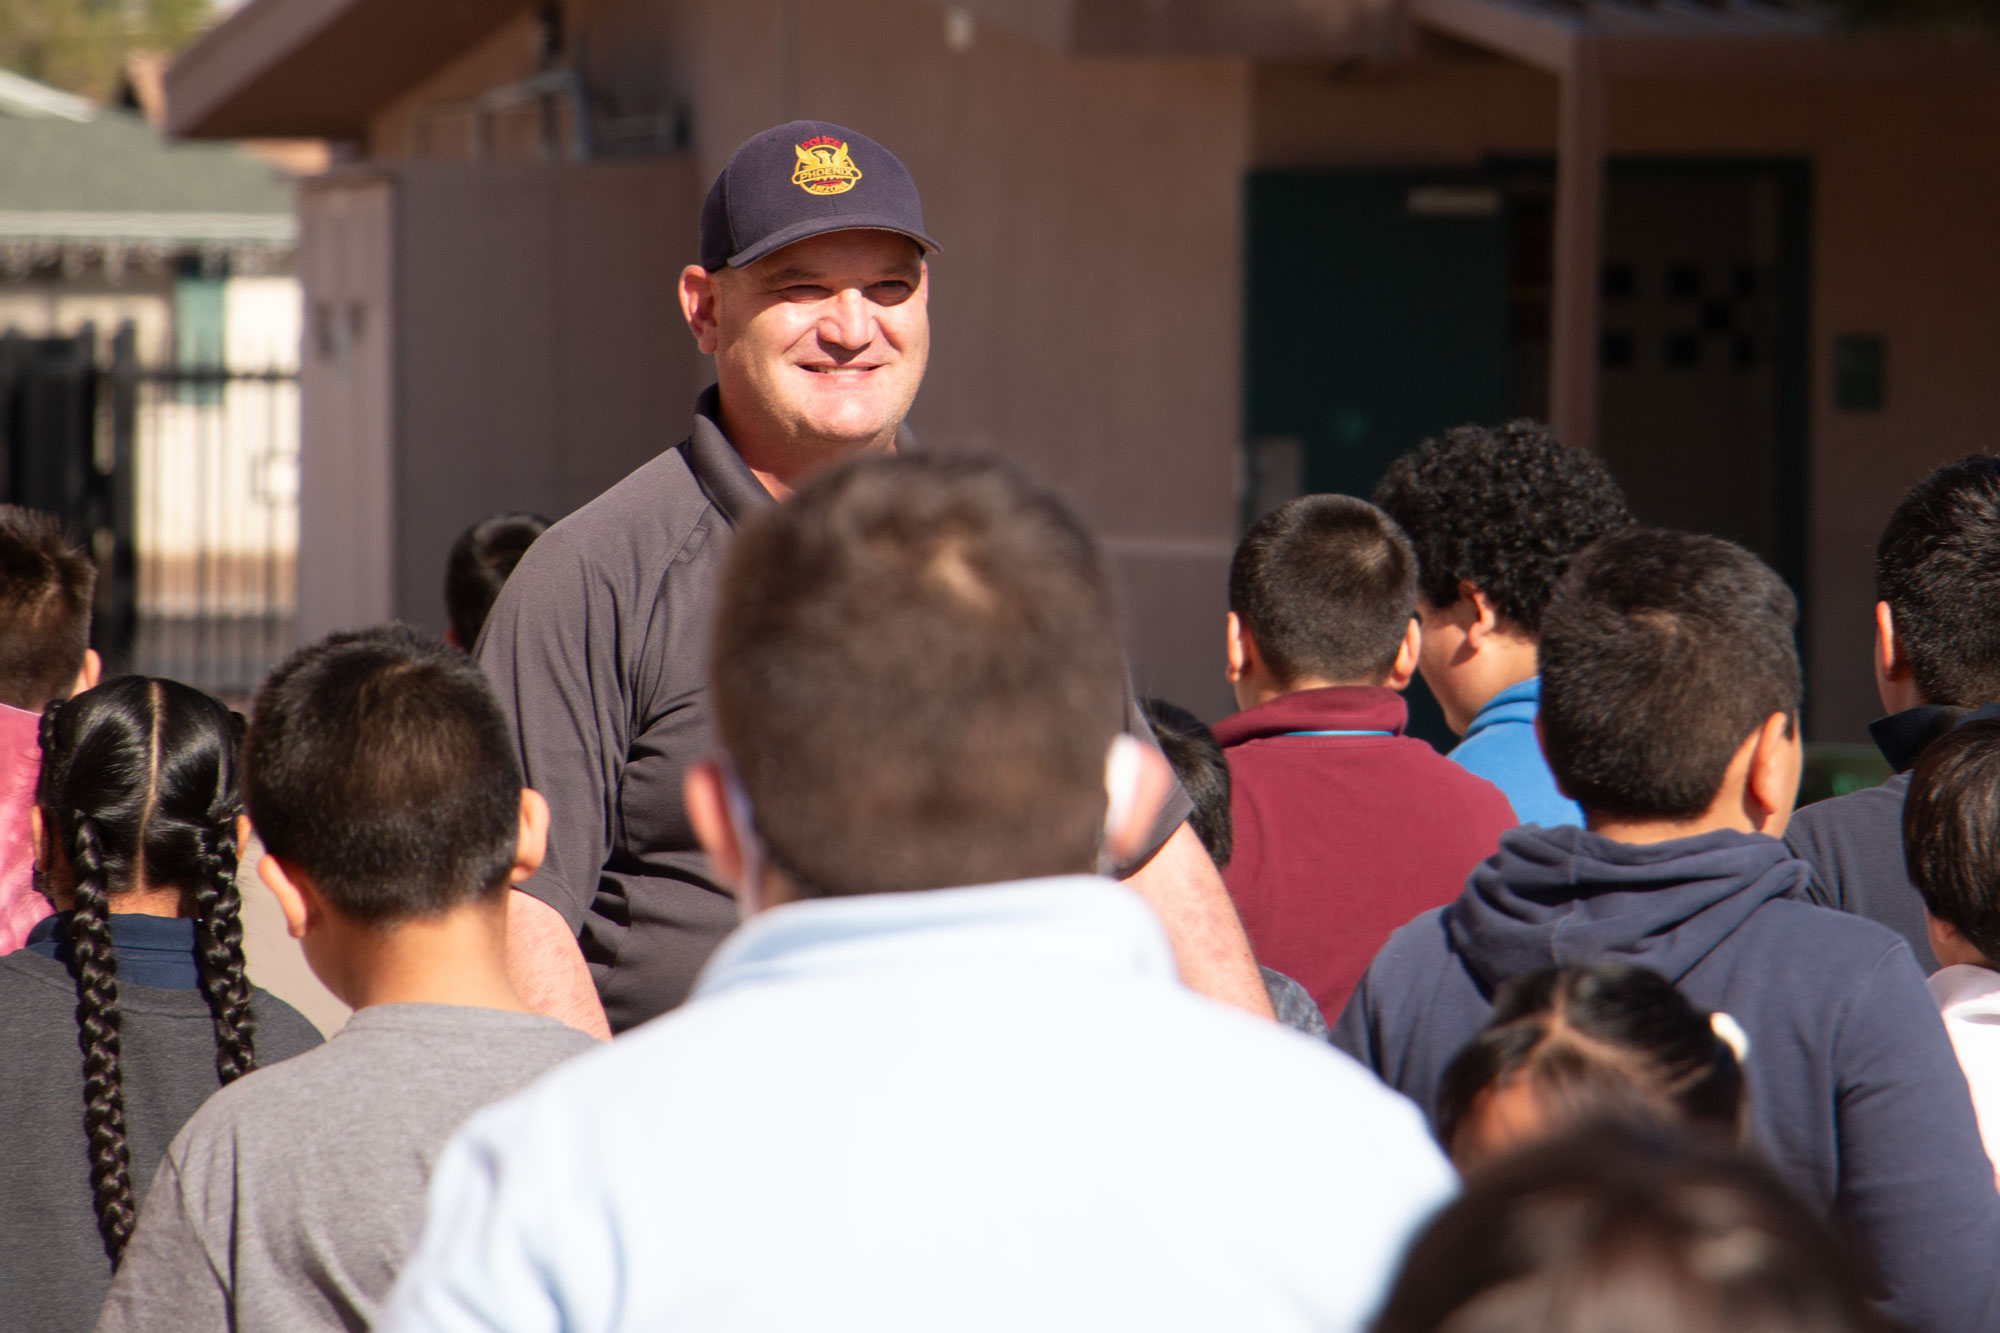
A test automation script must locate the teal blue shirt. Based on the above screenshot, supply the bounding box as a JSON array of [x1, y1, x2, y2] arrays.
[[1447, 676, 1581, 828]]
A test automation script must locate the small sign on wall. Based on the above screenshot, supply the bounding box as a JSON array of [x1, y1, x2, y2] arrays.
[[1833, 334, 1885, 411]]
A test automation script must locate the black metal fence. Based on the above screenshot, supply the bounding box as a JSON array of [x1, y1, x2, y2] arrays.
[[0, 320, 299, 699]]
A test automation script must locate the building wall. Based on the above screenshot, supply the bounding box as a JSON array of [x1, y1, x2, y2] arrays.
[[367, 0, 1255, 715], [342, 4, 2000, 735], [1251, 56, 2000, 741]]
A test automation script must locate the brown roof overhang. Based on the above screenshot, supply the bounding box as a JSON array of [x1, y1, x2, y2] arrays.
[[165, 0, 532, 140]]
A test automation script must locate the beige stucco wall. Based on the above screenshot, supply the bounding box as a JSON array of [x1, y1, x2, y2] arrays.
[[1252, 55, 2000, 741], [368, 0, 1254, 717]]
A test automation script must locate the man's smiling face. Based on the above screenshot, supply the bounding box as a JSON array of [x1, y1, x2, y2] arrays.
[[706, 228, 929, 463]]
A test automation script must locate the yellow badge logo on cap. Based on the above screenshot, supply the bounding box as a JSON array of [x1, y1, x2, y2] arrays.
[[792, 136, 863, 196]]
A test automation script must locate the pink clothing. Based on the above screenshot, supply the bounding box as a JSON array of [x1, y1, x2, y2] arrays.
[[0, 701, 49, 952]]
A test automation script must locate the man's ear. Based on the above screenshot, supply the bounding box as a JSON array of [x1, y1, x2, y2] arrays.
[[683, 758, 748, 893], [257, 854, 316, 941], [28, 806, 44, 869], [1103, 742, 1176, 867], [71, 648, 100, 698], [1225, 612, 1252, 685], [510, 789, 550, 885], [679, 264, 722, 355], [1386, 617, 1422, 691], [1743, 710, 1803, 833]]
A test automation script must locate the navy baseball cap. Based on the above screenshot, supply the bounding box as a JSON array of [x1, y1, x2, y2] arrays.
[[698, 120, 939, 271]]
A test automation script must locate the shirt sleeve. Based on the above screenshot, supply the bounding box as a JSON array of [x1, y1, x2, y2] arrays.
[[1119, 684, 1195, 877], [476, 536, 632, 931], [1831, 942, 2000, 1331], [93, 1154, 231, 1333]]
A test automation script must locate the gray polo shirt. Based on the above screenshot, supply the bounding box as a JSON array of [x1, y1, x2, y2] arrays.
[[480, 387, 1192, 1032]]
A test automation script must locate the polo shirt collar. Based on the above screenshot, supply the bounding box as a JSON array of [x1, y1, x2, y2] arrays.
[[1210, 685, 1407, 747], [684, 384, 924, 529], [1870, 700, 2000, 772]]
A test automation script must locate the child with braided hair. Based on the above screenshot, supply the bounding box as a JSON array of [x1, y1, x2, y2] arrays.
[[0, 676, 322, 1331]]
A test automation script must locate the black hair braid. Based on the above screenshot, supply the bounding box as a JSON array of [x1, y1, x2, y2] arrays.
[[66, 812, 137, 1263], [191, 816, 256, 1084]]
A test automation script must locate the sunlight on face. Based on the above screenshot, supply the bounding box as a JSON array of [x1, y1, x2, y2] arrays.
[[712, 229, 930, 450]]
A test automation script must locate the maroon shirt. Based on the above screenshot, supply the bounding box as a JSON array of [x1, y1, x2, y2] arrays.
[[1214, 686, 1517, 1023]]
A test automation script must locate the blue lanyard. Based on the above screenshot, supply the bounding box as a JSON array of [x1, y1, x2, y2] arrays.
[[1281, 729, 1394, 738]]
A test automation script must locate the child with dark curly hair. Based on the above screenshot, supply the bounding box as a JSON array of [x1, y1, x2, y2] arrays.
[[1374, 420, 1630, 827], [0, 677, 321, 1332]]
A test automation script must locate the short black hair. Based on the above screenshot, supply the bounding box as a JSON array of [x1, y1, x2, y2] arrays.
[[245, 624, 522, 923], [1876, 456, 2000, 707], [1373, 420, 1631, 635], [713, 455, 1128, 897], [445, 512, 550, 650], [1373, 1125, 1881, 1333], [1904, 718, 2000, 965], [1140, 697, 1230, 868], [1229, 495, 1416, 686], [1539, 528, 1801, 822], [1437, 963, 1744, 1166], [0, 504, 95, 710]]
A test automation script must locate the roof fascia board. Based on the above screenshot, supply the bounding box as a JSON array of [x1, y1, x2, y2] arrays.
[[1411, 0, 1578, 73], [164, 0, 356, 138]]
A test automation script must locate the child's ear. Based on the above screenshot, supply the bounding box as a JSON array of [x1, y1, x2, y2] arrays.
[[1744, 711, 1803, 834], [1224, 612, 1252, 685], [1386, 616, 1422, 691], [257, 855, 315, 941], [1461, 581, 1499, 648], [511, 789, 550, 885], [71, 649, 101, 698]]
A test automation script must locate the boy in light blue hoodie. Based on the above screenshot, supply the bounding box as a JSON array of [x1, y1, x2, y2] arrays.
[[1373, 420, 1630, 827], [1335, 526, 2000, 1333]]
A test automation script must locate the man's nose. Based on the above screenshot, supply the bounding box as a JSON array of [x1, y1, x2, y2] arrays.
[[817, 287, 873, 351]]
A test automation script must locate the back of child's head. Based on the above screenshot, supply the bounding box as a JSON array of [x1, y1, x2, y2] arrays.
[[1228, 494, 1417, 687], [1538, 527, 1800, 822], [1876, 455, 2000, 707], [0, 504, 95, 711], [1904, 718, 2000, 967], [1140, 697, 1231, 868], [36, 675, 255, 1260], [444, 511, 551, 650], [1373, 420, 1630, 633], [1438, 963, 1745, 1170], [1372, 1124, 1881, 1333], [713, 455, 1128, 897], [245, 624, 522, 924]]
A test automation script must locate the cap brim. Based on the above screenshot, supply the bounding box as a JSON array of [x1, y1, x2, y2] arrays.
[[727, 214, 940, 269]]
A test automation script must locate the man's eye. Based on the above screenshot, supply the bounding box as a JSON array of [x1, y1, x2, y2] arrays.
[[782, 285, 831, 300], [870, 281, 915, 302]]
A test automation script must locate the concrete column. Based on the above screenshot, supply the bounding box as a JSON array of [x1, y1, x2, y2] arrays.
[[1549, 40, 1606, 449]]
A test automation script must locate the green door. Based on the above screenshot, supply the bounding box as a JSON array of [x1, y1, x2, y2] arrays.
[[1244, 171, 1510, 506], [1244, 171, 1511, 748]]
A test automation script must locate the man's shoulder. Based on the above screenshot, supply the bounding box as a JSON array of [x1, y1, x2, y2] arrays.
[[508, 446, 718, 585], [1785, 774, 1910, 856]]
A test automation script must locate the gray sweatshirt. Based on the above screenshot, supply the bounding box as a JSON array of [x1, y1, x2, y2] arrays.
[[96, 1003, 593, 1333], [0, 944, 324, 1333]]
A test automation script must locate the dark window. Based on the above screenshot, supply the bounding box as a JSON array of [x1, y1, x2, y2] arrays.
[[1665, 333, 1702, 368]]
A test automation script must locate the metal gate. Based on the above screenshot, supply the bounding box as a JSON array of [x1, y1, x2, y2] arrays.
[[0, 320, 299, 699]]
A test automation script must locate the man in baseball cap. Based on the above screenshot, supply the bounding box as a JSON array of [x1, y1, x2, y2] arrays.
[[476, 120, 1271, 1037]]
